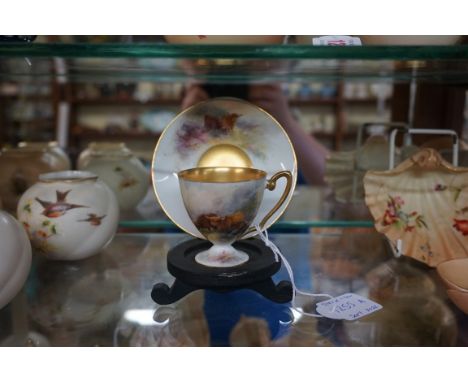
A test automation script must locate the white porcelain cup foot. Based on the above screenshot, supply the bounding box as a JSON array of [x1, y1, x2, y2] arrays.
[[195, 244, 249, 268]]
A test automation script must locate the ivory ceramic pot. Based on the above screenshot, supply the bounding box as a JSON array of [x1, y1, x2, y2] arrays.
[[164, 35, 285, 44], [18, 141, 71, 170], [0, 210, 32, 310], [0, 142, 71, 213], [77, 143, 149, 211], [17, 171, 119, 261]]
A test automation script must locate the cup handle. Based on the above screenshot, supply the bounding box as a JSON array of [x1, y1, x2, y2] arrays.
[[244, 170, 293, 236]]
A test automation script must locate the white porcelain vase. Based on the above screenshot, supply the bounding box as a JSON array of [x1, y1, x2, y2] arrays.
[[0, 210, 32, 310], [77, 143, 149, 211], [17, 171, 119, 261]]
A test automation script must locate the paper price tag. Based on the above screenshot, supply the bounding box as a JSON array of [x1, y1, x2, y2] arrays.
[[312, 35, 362, 46], [316, 293, 382, 321]]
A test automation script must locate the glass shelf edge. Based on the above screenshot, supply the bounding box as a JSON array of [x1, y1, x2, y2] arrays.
[[2, 72, 468, 84], [118, 220, 375, 230], [1, 43, 468, 59]]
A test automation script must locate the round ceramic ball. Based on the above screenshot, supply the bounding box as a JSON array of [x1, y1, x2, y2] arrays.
[[0, 210, 32, 309]]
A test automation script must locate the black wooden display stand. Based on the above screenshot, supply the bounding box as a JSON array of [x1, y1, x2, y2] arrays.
[[151, 238, 293, 305]]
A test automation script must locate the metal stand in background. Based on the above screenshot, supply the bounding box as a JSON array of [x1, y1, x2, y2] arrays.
[[389, 128, 459, 169], [53, 57, 70, 149], [408, 66, 418, 129]]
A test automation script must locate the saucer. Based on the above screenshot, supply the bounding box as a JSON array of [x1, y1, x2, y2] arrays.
[[152, 97, 297, 239]]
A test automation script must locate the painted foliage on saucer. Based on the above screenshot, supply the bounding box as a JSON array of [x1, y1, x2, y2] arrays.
[[175, 105, 267, 160]]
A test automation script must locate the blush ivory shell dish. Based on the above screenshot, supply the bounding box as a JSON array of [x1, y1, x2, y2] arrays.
[[364, 148, 468, 267]]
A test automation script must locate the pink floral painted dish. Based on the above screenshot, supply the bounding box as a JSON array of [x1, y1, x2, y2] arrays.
[[364, 148, 468, 267], [152, 97, 297, 239]]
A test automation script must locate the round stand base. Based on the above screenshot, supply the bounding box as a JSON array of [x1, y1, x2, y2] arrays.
[[151, 238, 293, 305]]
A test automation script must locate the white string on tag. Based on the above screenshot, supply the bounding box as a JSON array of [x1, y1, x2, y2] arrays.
[[254, 225, 335, 318]]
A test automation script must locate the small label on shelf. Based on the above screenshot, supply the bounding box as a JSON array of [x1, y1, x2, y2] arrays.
[[312, 36, 362, 46], [316, 293, 382, 320]]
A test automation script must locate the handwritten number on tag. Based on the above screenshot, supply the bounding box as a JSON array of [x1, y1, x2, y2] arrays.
[[316, 293, 382, 321]]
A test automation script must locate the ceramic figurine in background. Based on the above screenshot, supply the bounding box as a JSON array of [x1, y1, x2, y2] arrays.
[[364, 148, 468, 267], [77, 142, 149, 211], [325, 135, 391, 202], [0, 210, 32, 310], [17, 171, 119, 261], [0, 142, 71, 213]]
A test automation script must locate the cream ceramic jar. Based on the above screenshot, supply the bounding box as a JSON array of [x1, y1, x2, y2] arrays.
[[18, 141, 71, 170], [0, 142, 71, 213], [164, 36, 285, 44], [0, 210, 32, 309], [77, 143, 149, 211], [16, 171, 119, 261]]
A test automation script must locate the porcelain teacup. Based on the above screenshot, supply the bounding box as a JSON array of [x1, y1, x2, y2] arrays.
[[178, 166, 292, 267]]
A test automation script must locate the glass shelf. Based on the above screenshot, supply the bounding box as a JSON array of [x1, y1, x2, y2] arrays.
[[1, 43, 468, 83], [1, 232, 465, 346], [2, 43, 468, 59], [116, 185, 376, 232]]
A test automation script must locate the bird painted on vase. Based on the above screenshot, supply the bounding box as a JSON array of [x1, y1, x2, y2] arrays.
[[78, 213, 106, 226], [35, 190, 87, 218]]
